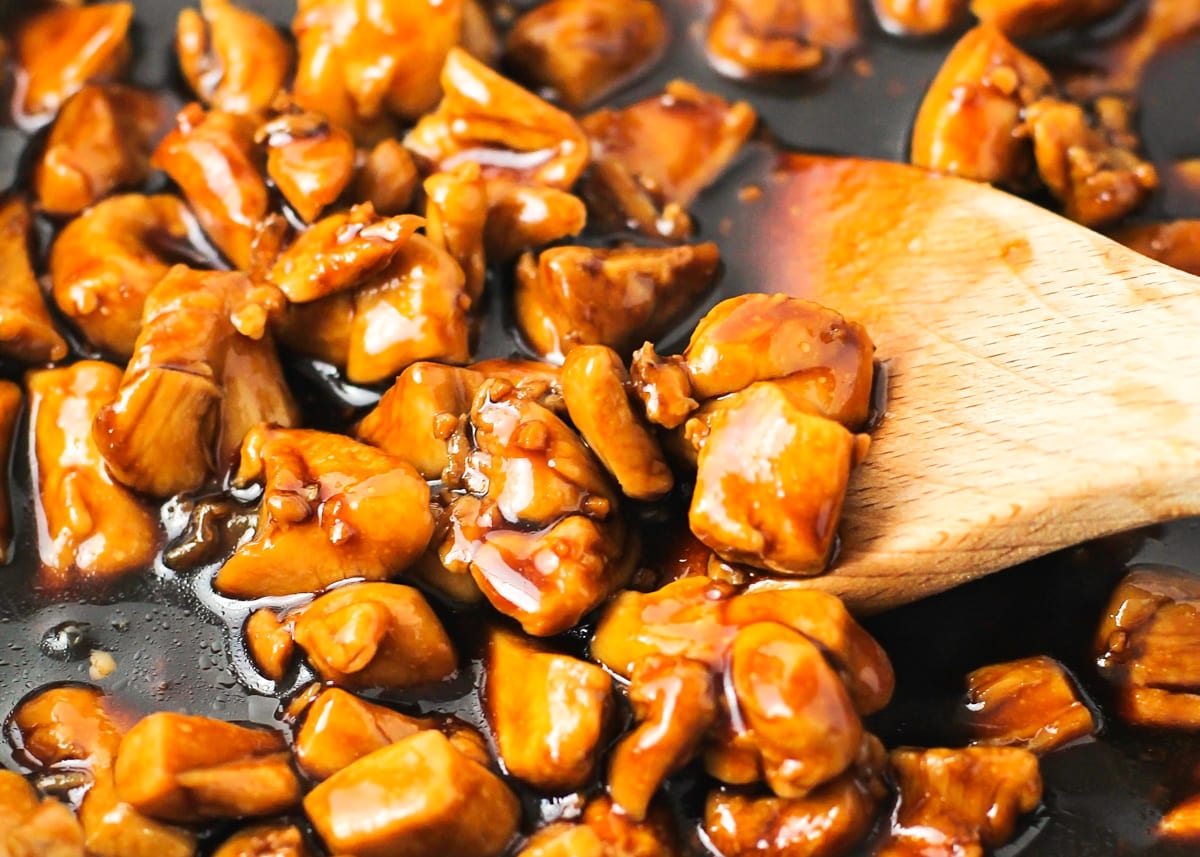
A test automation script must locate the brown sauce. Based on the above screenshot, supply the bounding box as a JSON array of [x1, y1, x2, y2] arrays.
[[2, 0, 1200, 854]]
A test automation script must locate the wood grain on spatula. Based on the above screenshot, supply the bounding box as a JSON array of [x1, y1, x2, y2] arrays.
[[755, 154, 1200, 612]]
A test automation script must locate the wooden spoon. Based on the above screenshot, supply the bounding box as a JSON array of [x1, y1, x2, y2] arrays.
[[752, 154, 1200, 613]]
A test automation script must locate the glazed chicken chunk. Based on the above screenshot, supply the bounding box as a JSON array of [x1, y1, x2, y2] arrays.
[[962, 656, 1097, 754], [505, 0, 668, 109], [0, 771, 85, 857], [877, 747, 1043, 857], [213, 427, 436, 598], [289, 582, 458, 690], [518, 799, 681, 857], [0, 197, 69, 363], [35, 84, 167, 216], [257, 105, 356, 224], [303, 730, 520, 857], [706, 0, 859, 79], [484, 627, 613, 792], [514, 243, 720, 361], [211, 825, 312, 857], [28, 362, 160, 586], [1095, 566, 1200, 728], [971, 0, 1126, 37], [1111, 219, 1200, 277], [872, 0, 967, 36], [293, 687, 430, 781], [113, 713, 300, 824], [911, 25, 1054, 187]]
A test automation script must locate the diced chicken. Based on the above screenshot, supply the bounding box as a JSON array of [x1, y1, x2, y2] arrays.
[[292, 0, 464, 141], [424, 164, 488, 303], [1161, 794, 1200, 843], [706, 0, 858, 79], [562, 345, 674, 501], [878, 747, 1042, 857], [505, 0, 668, 109], [114, 713, 299, 824], [303, 730, 521, 857], [267, 204, 423, 303], [0, 197, 68, 363], [406, 48, 589, 190], [93, 267, 297, 497], [1095, 566, 1200, 728], [290, 582, 457, 689], [14, 2, 132, 120], [49, 193, 196, 357], [484, 627, 613, 792], [872, 0, 967, 36], [0, 772, 86, 857], [971, 0, 1125, 37], [152, 104, 269, 270], [0, 383, 19, 558], [1026, 95, 1158, 227], [244, 608, 295, 682], [963, 656, 1096, 754], [690, 383, 869, 575], [258, 106, 356, 224], [356, 139, 419, 216], [911, 25, 1054, 186], [582, 81, 756, 238], [211, 824, 312, 857], [518, 799, 681, 857], [294, 687, 430, 781], [514, 244, 720, 361], [483, 181, 588, 263], [704, 735, 888, 857], [609, 655, 717, 820], [176, 0, 294, 116], [35, 85, 167, 216], [1111, 220, 1200, 277], [214, 427, 435, 598], [28, 362, 160, 585], [218, 329, 302, 467]]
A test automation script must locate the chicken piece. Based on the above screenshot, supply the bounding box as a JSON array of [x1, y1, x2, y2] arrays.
[[35, 85, 167, 216], [406, 48, 589, 190], [424, 164, 488, 302], [356, 362, 486, 478], [690, 383, 870, 575], [258, 106, 356, 224], [518, 799, 680, 857], [515, 244, 720, 361], [484, 627, 613, 792], [1094, 566, 1200, 728], [152, 104, 268, 270], [963, 656, 1096, 754], [244, 609, 295, 682], [0, 198, 68, 363], [484, 181, 588, 263], [609, 655, 717, 820], [680, 294, 877, 425], [505, 0, 668, 109], [13, 687, 198, 857], [629, 347, 698, 431], [303, 730, 521, 857], [93, 267, 296, 497], [1161, 795, 1200, 842], [583, 81, 756, 238], [212, 825, 311, 857], [878, 747, 1042, 857], [176, 0, 294, 116], [872, 0, 967, 35], [294, 687, 430, 781], [911, 25, 1054, 187], [1111, 220, 1200, 277], [0, 384, 19, 558], [272, 291, 355, 368], [214, 427, 435, 598], [219, 330, 302, 467], [562, 345, 674, 501], [49, 194, 198, 357], [0, 773, 86, 857], [267, 204, 424, 303], [971, 0, 1125, 37], [461, 0, 501, 64], [704, 735, 888, 857], [13, 2, 132, 120], [292, 0, 464, 141], [1025, 96, 1158, 228], [447, 499, 634, 636], [114, 712, 300, 824], [346, 235, 472, 384], [706, 0, 858, 78], [28, 362, 160, 585], [356, 139, 418, 216]]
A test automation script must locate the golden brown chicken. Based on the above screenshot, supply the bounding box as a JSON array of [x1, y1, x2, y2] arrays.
[[963, 656, 1096, 754], [211, 825, 311, 857], [971, 0, 1125, 37], [293, 687, 430, 781], [706, 0, 858, 78], [0, 197, 69, 363], [257, 104, 356, 224], [872, 0, 967, 35]]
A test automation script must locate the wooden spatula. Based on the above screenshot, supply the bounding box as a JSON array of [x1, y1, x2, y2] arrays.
[[753, 154, 1200, 613]]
